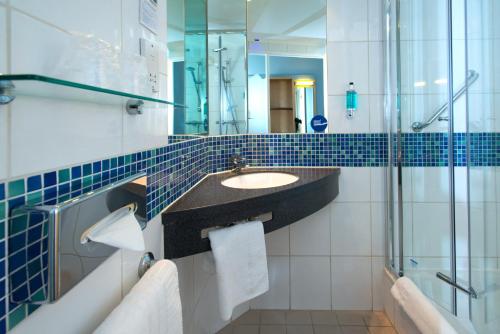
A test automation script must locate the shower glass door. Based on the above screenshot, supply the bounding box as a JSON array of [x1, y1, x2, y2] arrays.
[[466, 0, 500, 332], [400, 0, 455, 313]]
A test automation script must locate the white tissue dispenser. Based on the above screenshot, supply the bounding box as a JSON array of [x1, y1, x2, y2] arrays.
[[11, 172, 148, 304]]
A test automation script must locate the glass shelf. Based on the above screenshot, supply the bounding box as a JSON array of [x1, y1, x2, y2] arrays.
[[0, 74, 181, 109]]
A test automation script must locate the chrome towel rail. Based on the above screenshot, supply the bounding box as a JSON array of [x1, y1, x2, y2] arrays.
[[411, 70, 479, 132]]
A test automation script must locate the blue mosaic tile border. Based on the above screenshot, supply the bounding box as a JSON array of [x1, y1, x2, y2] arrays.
[[0, 131, 498, 332], [398, 132, 499, 167]]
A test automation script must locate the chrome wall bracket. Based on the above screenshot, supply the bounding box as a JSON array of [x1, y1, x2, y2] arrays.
[[126, 99, 144, 115], [0, 80, 16, 105]]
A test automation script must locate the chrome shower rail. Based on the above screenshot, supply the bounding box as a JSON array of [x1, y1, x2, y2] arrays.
[[411, 70, 479, 132]]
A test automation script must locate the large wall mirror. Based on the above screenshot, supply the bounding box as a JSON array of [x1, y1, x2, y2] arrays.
[[167, 0, 326, 139]]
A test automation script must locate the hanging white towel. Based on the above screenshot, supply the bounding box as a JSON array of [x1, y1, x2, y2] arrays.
[[94, 260, 182, 334], [209, 221, 269, 321], [391, 277, 457, 334]]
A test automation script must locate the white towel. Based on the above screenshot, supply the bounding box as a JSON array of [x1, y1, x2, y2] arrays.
[[209, 221, 269, 321], [94, 260, 183, 334], [391, 277, 457, 334]]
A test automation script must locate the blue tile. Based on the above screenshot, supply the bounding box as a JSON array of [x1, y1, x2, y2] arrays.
[[71, 166, 81, 179], [27, 176, 42, 192], [92, 161, 102, 173], [0, 184, 4, 201], [43, 172, 57, 188]]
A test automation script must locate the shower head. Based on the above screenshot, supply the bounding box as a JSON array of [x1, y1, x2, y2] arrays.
[[186, 66, 196, 72], [213, 47, 227, 52]]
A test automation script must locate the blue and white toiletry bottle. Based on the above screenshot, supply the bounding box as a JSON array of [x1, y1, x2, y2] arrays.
[[346, 82, 358, 119]]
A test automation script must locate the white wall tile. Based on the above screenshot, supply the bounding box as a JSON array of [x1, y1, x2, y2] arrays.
[[398, 0, 447, 42], [332, 256, 372, 310], [331, 202, 371, 256], [371, 257, 385, 310], [368, 0, 384, 41], [412, 203, 450, 257], [10, 0, 122, 47], [10, 97, 122, 178], [251, 257, 290, 310], [11, 252, 123, 334], [327, 0, 368, 42], [457, 202, 497, 258], [371, 202, 385, 257], [290, 205, 331, 256], [370, 167, 386, 202], [411, 167, 449, 203], [336, 167, 371, 202], [369, 95, 384, 133], [368, 42, 384, 94], [11, 11, 73, 77], [328, 95, 370, 133], [123, 105, 169, 153], [0, 5, 6, 73], [290, 256, 331, 310], [327, 42, 369, 95], [0, 7, 6, 179], [399, 40, 448, 96], [469, 167, 496, 203], [265, 226, 290, 256]]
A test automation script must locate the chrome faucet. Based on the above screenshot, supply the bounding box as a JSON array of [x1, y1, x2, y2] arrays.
[[230, 155, 247, 173]]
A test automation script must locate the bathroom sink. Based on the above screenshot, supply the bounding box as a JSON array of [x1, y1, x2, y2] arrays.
[[221, 172, 299, 189]]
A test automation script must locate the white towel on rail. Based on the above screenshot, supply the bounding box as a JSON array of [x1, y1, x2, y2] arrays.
[[391, 276, 457, 334], [209, 221, 269, 321], [94, 260, 182, 334]]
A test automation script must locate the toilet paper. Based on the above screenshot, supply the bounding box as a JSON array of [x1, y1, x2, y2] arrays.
[[81, 205, 145, 251]]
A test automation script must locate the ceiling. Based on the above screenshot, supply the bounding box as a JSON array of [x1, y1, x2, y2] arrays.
[[169, 0, 326, 47]]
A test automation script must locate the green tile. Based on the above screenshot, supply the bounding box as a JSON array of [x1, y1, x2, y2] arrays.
[[92, 174, 101, 184], [10, 215, 28, 234], [83, 176, 92, 188], [0, 221, 4, 239], [0, 201, 5, 220], [8, 305, 27, 330], [58, 194, 70, 202], [8, 179, 25, 197], [58, 169, 70, 183], [43, 221, 48, 236], [27, 191, 42, 205]]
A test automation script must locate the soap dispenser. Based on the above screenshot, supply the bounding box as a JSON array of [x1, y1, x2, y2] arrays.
[[346, 82, 358, 119]]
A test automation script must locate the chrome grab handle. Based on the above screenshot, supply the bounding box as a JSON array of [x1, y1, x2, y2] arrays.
[[411, 70, 479, 132], [436, 272, 478, 299]]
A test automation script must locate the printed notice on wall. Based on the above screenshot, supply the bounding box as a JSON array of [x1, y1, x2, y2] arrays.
[[140, 0, 159, 35]]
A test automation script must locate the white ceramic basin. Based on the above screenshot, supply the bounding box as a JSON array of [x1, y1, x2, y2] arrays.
[[221, 172, 299, 189]]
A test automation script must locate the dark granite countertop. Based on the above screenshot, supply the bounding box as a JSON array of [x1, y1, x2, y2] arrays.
[[162, 167, 341, 259], [166, 167, 340, 215]]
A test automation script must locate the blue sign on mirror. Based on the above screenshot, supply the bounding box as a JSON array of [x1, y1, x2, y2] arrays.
[[311, 115, 328, 133]]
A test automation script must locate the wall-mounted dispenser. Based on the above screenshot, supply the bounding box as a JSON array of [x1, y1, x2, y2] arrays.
[[346, 82, 357, 119], [9, 173, 147, 304]]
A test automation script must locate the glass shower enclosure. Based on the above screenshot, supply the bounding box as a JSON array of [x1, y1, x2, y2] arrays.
[[385, 0, 499, 332]]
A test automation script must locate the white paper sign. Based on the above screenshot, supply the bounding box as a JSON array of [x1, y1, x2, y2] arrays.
[[140, 0, 159, 35]]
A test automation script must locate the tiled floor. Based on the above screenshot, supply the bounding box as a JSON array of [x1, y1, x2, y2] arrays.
[[217, 310, 397, 334]]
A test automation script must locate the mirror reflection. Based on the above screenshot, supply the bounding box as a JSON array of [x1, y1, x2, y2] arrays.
[[167, 0, 326, 139]]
